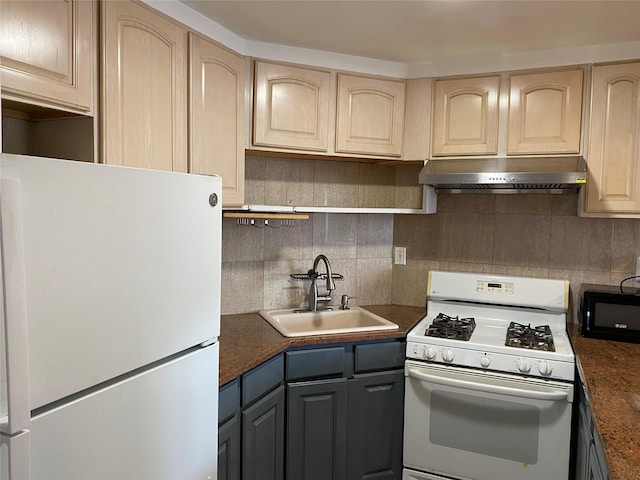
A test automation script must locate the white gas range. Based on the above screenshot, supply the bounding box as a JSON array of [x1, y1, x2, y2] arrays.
[[403, 271, 576, 480], [406, 271, 575, 381]]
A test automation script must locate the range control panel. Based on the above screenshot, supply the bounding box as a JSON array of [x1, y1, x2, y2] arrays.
[[406, 341, 575, 381], [476, 280, 514, 295]]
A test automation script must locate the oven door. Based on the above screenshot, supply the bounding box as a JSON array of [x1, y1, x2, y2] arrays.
[[403, 360, 574, 480]]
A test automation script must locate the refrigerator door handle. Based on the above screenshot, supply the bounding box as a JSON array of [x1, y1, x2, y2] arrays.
[[1, 430, 31, 479], [1, 179, 31, 434]]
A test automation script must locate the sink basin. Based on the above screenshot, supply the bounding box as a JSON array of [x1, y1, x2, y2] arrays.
[[259, 306, 399, 337]]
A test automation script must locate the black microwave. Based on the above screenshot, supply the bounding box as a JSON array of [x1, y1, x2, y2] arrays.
[[580, 283, 640, 343]]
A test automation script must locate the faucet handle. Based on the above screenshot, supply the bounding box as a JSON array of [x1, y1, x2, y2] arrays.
[[340, 294, 356, 310]]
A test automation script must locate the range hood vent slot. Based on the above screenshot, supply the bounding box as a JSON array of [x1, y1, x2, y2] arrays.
[[419, 156, 587, 194]]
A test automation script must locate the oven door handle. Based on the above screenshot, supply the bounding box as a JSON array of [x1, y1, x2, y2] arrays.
[[407, 368, 570, 401]]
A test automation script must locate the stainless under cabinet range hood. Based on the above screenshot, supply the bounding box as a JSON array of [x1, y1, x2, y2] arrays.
[[419, 156, 587, 194]]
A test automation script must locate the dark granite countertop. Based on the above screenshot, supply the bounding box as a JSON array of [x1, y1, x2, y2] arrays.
[[569, 324, 640, 480], [219, 304, 425, 386]]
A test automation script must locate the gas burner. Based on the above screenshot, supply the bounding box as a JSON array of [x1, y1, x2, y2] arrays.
[[505, 322, 555, 352], [426, 313, 476, 341]]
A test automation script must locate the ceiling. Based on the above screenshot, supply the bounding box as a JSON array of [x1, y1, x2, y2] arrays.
[[181, 0, 640, 65]]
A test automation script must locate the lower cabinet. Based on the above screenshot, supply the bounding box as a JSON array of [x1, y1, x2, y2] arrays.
[[287, 379, 348, 480], [218, 354, 285, 480], [242, 385, 286, 480], [218, 413, 241, 480], [347, 370, 405, 480], [285, 340, 405, 480], [218, 340, 405, 480], [574, 371, 609, 480]]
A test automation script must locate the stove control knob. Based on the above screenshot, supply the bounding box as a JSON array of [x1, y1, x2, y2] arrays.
[[517, 358, 531, 373], [538, 361, 553, 376], [423, 346, 437, 361], [480, 354, 491, 368], [442, 349, 455, 362]]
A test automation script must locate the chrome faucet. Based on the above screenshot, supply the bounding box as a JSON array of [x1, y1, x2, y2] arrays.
[[308, 254, 336, 311]]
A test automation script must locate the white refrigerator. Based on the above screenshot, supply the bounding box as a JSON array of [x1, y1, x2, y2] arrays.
[[0, 153, 222, 479]]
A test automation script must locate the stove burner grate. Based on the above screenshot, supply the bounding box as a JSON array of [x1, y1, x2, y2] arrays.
[[426, 313, 476, 341], [505, 322, 555, 352]]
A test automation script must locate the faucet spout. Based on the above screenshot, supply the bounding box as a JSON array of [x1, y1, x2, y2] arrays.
[[313, 254, 336, 292], [308, 254, 335, 311]]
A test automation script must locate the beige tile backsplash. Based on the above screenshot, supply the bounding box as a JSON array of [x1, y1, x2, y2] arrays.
[[222, 213, 392, 314], [244, 155, 424, 209], [393, 194, 640, 323], [313, 162, 360, 207], [223, 162, 640, 322], [264, 158, 314, 206]]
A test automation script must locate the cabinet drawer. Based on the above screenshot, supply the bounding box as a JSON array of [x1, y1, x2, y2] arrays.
[[286, 347, 345, 381], [354, 341, 405, 373], [242, 354, 284, 407], [219, 378, 241, 425]]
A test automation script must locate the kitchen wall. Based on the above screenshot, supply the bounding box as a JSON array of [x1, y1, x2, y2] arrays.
[[223, 157, 640, 322], [392, 193, 640, 323], [220, 155, 419, 314], [221, 212, 394, 314], [243, 155, 423, 209]]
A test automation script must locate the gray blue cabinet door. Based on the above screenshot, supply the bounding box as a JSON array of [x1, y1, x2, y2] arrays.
[[218, 414, 241, 480], [347, 370, 404, 480], [287, 378, 348, 480], [242, 385, 285, 480]]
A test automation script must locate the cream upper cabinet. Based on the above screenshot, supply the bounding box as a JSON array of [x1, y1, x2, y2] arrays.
[[336, 73, 405, 157], [253, 61, 331, 152], [251, 62, 410, 160], [0, 0, 94, 114], [508, 69, 583, 155], [431, 68, 584, 158], [102, 1, 187, 172], [431, 75, 500, 156], [584, 62, 640, 214], [189, 33, 245, 206]]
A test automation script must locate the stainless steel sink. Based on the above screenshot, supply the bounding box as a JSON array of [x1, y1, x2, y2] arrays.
[[259, 306, 399, 337]]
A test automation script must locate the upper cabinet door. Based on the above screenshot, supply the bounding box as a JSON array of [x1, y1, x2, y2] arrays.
[[585, 62, 640, 214], [189, 33, 245, 207], [102, 1, 187, 172], [253, 61, 331, 152], [0, 0, 94, 114], [431, 75, 500, 156], [336, 74, 405, 157], [508, 69, 583, 155]]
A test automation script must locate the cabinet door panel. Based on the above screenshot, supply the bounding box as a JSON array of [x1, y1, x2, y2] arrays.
[[585, 63, 640, 213], [287, 379, 347, 480], [102, 1, 187, 172], [253, 61, 331, 151], [242, 385, 285, 480], [189, 33, 245, 206], [508, 69, 583, 154], [575, 403, 592, 480], [218, 414, 241, 480], [432, 76, 500, 156], [336, 74, 405, 157], [0, 0, 94, 113], [588, 451, 606, 480], [347, 371, 404, 480]]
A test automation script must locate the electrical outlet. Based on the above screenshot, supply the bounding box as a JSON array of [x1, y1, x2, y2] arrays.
[[394, 246, 407, 265]]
